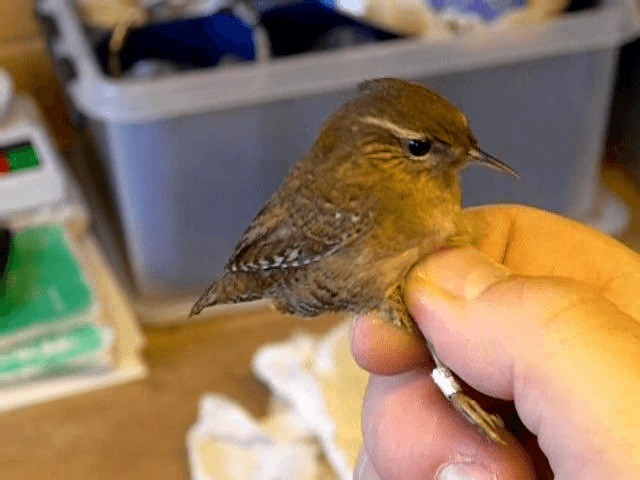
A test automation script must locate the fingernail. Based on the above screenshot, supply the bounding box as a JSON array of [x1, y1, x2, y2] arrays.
[[437, 462, 497, 480], [412, 247, 510, 301]]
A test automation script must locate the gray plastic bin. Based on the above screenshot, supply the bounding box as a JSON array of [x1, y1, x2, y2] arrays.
[[37, 0, 640, 300]]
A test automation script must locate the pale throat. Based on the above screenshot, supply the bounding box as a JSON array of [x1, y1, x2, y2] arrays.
[[373, 172, 463, 248]]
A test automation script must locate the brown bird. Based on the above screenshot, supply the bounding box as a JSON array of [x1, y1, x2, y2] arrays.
[[191, 77, 519, 443]]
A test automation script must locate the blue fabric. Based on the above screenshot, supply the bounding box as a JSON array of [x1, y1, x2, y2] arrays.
[[95, 0, 398, 75], [96, 12, 256, 73], [317, 0, 336, 8]]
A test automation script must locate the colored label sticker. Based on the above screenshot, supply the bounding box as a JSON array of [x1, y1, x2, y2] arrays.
[[0, 154, 9, 174], [8, 144, 40, 172]]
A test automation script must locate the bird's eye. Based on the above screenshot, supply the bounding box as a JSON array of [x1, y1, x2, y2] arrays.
[[407, 139, 432, 157]]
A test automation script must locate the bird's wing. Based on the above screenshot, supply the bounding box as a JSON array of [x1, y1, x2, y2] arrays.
[[226, 194, 375, 273]]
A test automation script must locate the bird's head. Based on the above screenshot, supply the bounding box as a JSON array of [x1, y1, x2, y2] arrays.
[[315, 78, 518, 182]]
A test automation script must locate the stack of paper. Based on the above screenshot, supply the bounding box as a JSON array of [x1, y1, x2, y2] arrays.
[[0, 225, 146, 412]]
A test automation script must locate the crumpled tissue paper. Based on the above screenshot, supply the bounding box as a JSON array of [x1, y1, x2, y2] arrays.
[[187, 319, 369, 480]]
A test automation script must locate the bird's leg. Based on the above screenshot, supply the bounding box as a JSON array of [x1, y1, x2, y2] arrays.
[[425, 340, 506, 445], [384, 285, 506, 444]]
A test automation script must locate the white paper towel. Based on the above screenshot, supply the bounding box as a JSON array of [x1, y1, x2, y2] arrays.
[[188, 319, 368, 480]]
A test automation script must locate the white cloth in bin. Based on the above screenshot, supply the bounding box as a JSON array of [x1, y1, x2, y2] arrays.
[[187, 319, 368, 480]]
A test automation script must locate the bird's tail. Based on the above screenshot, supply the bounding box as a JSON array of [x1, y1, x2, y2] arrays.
[[189, 274, 266, 317], [190, 282, 219, 317]]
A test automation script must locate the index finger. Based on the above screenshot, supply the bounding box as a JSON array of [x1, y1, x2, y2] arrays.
[[466, 204, 640, 319]]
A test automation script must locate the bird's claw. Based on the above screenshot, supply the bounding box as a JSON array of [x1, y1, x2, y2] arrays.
[[451, 392, 506, 445]]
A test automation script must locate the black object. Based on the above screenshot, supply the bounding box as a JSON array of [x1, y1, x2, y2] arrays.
[[0, 228, 12, 280], [260, 2, 397, 57]]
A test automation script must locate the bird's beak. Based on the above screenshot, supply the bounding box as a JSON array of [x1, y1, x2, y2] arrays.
[[468, 148, 520, 179]]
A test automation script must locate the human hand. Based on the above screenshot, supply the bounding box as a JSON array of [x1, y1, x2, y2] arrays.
[[351, 205, 640, 479]]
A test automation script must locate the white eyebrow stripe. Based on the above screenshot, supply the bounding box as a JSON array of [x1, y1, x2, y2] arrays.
[[360, 116, 424, 139]]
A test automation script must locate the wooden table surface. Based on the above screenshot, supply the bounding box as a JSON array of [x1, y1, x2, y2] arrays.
[[0, 309, 344, 479]]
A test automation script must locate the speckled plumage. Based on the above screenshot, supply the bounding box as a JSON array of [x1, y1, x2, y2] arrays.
[[191, 78, 518, 443]]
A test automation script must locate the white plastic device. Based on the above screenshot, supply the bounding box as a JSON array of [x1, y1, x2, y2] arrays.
[[0, 88, 66, 218], [0, 69, 14, 119]]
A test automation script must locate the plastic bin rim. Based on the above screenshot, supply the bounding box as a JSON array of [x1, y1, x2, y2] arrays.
[[43, 0, 640, 124]]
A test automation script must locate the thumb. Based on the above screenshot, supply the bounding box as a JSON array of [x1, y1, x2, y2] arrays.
[[403, 246, 628, 401], [403, 246, 640, 473], [404, 247, 519, 399]]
